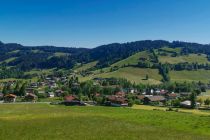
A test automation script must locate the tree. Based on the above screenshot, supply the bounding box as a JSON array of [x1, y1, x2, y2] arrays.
[[204, 98, 210, 106], [2, 85, 8, 95], [145, 74, 149, 80], [190, 91, 197, 109], [197, 98, 203, 105], [19, 83, 27, 96], [14, 82, 20, 96]]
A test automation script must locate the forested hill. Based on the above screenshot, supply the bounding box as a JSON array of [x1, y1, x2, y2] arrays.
[[1, 40, 210, 71]]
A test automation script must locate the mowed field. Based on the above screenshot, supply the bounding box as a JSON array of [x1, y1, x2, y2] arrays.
[[111, 51, 150, 67], [80, 67, 162, 85], [0, 104, 210, 140], [170, 69, 210, 83], [159, 54, 209, 64]]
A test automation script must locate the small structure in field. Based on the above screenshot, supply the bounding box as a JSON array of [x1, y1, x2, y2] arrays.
[[24, 93, 37, 102], [4, 94, 17, 103]]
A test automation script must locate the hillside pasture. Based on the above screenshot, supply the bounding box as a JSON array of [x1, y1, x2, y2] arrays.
[[74, 61, 98, 72], [159, 54, 209, 64], [0, 104, 210, 140], [80, 67, 162, 84], [112, 51, 150, 67], [170, 70, 210, 83]]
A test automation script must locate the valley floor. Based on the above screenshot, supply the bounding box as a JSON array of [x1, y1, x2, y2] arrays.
[[0, 104, 210, 140]]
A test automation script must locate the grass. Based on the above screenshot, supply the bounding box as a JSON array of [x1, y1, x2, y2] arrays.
[[112, 51, 150, 67], [0, 57, 17, 64], [170, 69, 210, 83], [80, 67, 162, 84], [159, 47, 181, 53], [74, 61, 98, 72], [0, 104, 210, 140], [159, 54, 209, 64], [132, 105, 210, 116]]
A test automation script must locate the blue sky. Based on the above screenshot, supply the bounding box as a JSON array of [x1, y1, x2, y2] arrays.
[[0, 0, 210, 48]]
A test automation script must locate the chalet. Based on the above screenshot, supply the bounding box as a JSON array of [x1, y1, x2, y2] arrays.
[[4, 94, 17, 103], [24, 93, 37, 102], [64, 95, 79, 102], [26, 88, 35, 94], [30, 83, 38, 88], [159, 90, 169, 96], [106, 95, 128, 107], [63, 95, 85, 106], [55, 90, 64, 97], [47, 92, 55, 98], [137, 95, 145, 102], [0, 93, 3, 100], [180, 92, 191, 97], [180, 100, 201, 108], [143, 96, 166, 105], [115, 91, 126, 97], [166, 93, 178, 100]]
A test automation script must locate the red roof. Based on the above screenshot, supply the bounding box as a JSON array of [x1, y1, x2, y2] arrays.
[[95, 93, 101, 97], [64, 95, 78, 102], [115, 91, 125, 97], [107, 95, 128, 104]]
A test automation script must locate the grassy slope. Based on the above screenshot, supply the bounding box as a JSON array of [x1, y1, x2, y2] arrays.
[[0, 57, 17, 64], [170, 69, 210, 83], [159, 47, 181, 53], [112, 51, 150, 67], [0, 104, 210, 140], [80, 67, 162, 84], [74, 61, 98, 72], [159, 54, 209, 64]]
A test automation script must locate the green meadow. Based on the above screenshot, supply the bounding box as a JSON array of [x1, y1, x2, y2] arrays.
[[79, 67, 162, 85], [0, 104, 210, 140], [159, 54, 209, 64], [170, 69, 210, 83]]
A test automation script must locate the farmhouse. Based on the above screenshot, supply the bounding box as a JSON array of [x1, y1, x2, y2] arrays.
[[55, 90, 64, 97], [180, 100, 201, 108], [115, 91, 126, 97], [4, 94, 17, 103], [166, 93, 178, 100], [63, 95, 85, 106], [47, 92, 55, 98], [24, 93, 37, 102], [143, 96, 166, 105], [106, 95, 128, 107], [0, 93, 3, 100]]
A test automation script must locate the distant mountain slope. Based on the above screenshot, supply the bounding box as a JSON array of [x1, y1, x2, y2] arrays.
[[1, 40, 210, 72]]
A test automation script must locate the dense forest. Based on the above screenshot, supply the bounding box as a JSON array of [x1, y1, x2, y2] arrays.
[[1, 40, 210, 72]]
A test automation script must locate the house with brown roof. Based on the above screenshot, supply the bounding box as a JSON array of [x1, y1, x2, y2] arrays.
[[143, 96, 166, 105], [4, 94, 17, 103], [63, 95, 85, 106], [24, 93, 37, 102], [0, 93, 3, 100], [115, 91, 126, 97], [106, 95, 128, 107]]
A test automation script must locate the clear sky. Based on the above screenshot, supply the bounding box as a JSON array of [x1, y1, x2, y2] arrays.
[[0, 0, 210, 48]]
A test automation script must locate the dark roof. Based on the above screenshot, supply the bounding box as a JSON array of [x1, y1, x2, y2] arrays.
[[25, 93, 37, 98], [4, 94, 16, 98], [145, 96, 165, 102]]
